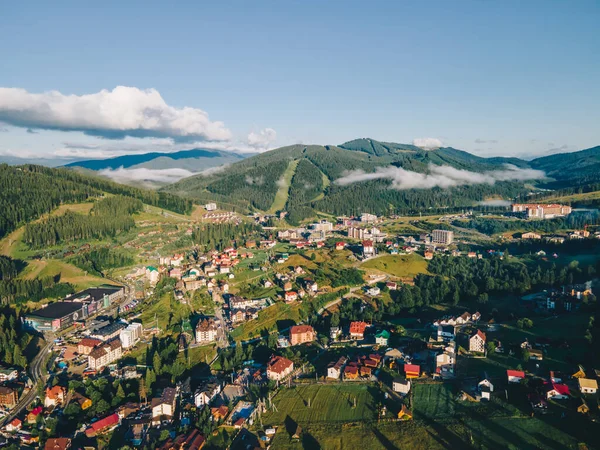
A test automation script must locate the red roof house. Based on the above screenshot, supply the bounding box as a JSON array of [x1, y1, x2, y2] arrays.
[[507, 370, 526, 383], [404, 364, 420, 378], [349, 321, 369, 339], [85, 413, 120, 437]]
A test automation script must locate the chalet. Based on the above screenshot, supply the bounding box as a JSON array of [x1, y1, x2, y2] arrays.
[[152, 387, 178, 426], [285, 291, 298, 302], [85, 413, 120, 437], [404, 364, 420, 379], [424, 250, 434, 260], [230, 309, 245, 324], [467, 252, 477, 258], [529, 349, 544, 361], [266, 356, 294, 381], [289, 325, 316, 346], [398, 404, 412, 420], [294, 266, 305, 275], [375, 330, 390, 346], [304, 280, 318, 293], [545, 382, 570, 400], [578, 378, 598, 394], [44, 385, 66, 408], [469, 330, 486, 353], [349, 321, 369, 339], [436, 351, 455, 376], [573, 365, 586, 378], [507, 370, 525, 383], [382, 282, 397, 292], [330, 326, 341, 340], [456, 312, 471, 324], [27, 406, 43, 424], [283, 281, 293, 291], [44, 438, 72, 450], [344, 365, 359, 380], [211, 406, 229, 421], [335, 242, 346, 250], [392, 378, 411, 395], [73, 392, 92, 410], [327, 356, 347, 380], [169, 268, 182, 279], [472, 312, 481, 321], [5, 418, 21, 432], [522, 232, 541, 239]]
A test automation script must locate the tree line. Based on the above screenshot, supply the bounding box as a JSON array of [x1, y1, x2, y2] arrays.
[[68, 247, 135, 276], [191, 222, 261, 251]]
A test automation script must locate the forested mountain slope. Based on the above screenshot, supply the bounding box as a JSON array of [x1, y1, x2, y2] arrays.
[[0, 164, 192, 239]]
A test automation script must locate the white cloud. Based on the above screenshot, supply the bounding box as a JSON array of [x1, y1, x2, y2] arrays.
[[413, 137, 443, 150], [335, 163, 545, 190], [245, 175, 265, 185], [0, 86, 232, 141], [247, 128, 277, 149], [98, 167, 194, 185]]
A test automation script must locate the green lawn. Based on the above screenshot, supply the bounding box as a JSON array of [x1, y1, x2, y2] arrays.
[[229, 302, 302, 341], [361, 253, 429, 280], [413, 382, 456, 419], [262, 384, 380, 425]]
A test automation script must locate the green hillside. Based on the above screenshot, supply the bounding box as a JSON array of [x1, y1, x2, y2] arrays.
[[163, 139, 538, 219]]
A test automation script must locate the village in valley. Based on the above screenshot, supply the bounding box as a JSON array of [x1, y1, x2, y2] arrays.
[[1, 200, 600, 450]]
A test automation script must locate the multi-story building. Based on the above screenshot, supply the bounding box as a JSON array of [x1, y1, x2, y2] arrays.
[[511, 203, 572, 219], [0, 366, 18, 382], [469, 330, 486, 353], [312, 220, 333, 232], [360, 213, 378, 223], [195, 319, 218, 344], [432, 229, 454, 245], [289, 325, 316, 346], [88, 339, 123, 370], [348, 227, 367, 240], [205, 203, 217, 211], [120, 323, 143, 349], [0, 386, 18, 408], [88, 321, 128, 341], [152, 387, 178, 426], [78, 338, 102, 355]]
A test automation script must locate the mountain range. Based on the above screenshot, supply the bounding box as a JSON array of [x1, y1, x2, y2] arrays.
[[161, 138, 600, 222]]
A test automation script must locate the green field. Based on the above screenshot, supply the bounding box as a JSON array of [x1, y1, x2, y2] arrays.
[[360, 253, 429, 280], [413, 382, 456, 419], [268, 159, 299, 214], [262, 384, 379, 425], [229, 302, 302, 341]]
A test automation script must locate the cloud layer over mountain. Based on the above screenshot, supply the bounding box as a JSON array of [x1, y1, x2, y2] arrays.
[[335, 164, 545, 190], [0, 86, 231, 141], [98, 167, 194, 185]]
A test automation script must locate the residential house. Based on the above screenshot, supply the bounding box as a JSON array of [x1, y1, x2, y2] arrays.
[[184, 279, 206, 292], [44, 385, 66, 408], [507, 370, 525, 383], [267, 356, 294, 381], [327, 357, 347, 380], [386, 281, 398, 290], [335, 242, 346, 250], [398, 404, 413, 420], [195, 319, 218, 344], [362, 240, 375, 257], [169, 268, 182, 279], [211, 406, 229, 421], [375, 330, 390, 346], [289, 325, 316, 346], [146, 266, 160, 284], [5, 418, 21, 432], [469, 330, 486, 353], [478, 377, 494, 400], [304, 280, 318, 294], [545, 382, 570, 400], [456, 312, 471, 325], [85, 413, 120, 437], [73, 392, 92, 410], [522, 232, 541, 239], [578, 398, 590, 415], [529, 349, 544, 361], [330, 326, 341, 340], [435, 350, 455, 377], [152, 387, 178, 426], [0, 386, 18, 408], [26, 406, 43, 424], [285, 291, 298, 302], [404, 364, 420, 379], [283, 281, 293, 292], [367, 286, 380, 296], [344, 364, 359, 380], [44, 438, 72, 450], [349, 321, 369, 340], [578, 378, 598, 394], [424, 250, 434, 260], [392, 378, 411, 395]]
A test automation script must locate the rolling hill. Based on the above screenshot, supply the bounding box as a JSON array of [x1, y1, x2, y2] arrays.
[[64, 148, 248, 171], [163, 138, 558, 221]]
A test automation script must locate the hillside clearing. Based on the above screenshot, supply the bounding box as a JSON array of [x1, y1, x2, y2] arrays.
[[360, 254, 428, 280], [268, 159, 299, 214]]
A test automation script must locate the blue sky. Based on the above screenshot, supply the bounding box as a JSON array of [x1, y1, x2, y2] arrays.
[[0, 0, 598, 161]]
